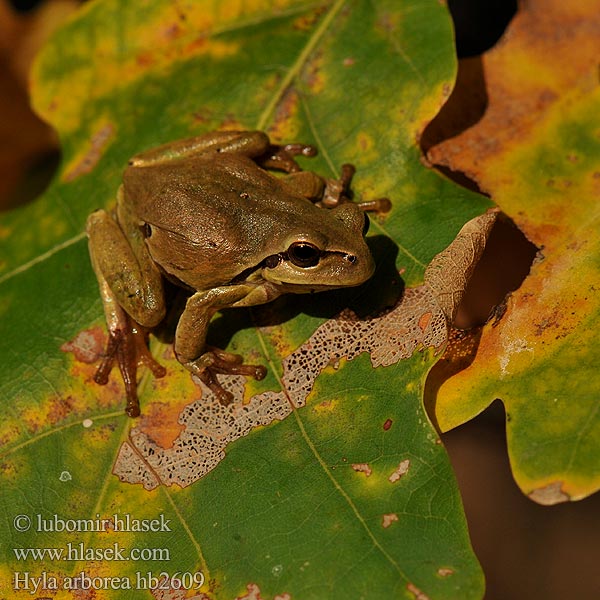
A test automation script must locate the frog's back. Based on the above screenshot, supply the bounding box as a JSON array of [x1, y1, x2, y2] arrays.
[[123, 153, 321, 288]]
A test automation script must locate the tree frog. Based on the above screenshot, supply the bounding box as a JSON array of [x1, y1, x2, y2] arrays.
[[87, 130, 389, 417]]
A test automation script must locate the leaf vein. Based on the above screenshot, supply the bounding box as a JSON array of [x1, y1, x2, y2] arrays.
[[256, 0, 346, 130], [0, 232, 86, 286]]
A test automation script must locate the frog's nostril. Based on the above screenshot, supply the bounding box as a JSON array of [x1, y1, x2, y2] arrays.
[[343, 254, 357, 263]]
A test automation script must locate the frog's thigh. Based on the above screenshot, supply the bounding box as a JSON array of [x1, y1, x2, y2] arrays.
[[175, 283, 278, 363], [116, 186, 165, 304], [86, 209, 165, 327], [87, 236, 129, 337], [131, 130, 271, 166]]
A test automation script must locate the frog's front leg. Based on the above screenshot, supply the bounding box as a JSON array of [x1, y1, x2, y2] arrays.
[[86, 188, 167, 417], [175, 283, 281, 405]]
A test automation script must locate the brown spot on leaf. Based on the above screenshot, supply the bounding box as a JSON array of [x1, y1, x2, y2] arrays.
[[304, 50, 325, 93], [388, 459, 410, 483], [528, 480, 570, 505], [382, 513, 398, 528], [313, 398, 337, 413], [351, 463, 372, 477], [137, 401, 186, 450], [72, 588, 97, 600], [235, 583, 263, 600], [376, 12, 399, 34], [47, 395, 75, 425], [437, 568, 454, 577], [293, 5, 326, 30], [162, 22, 184, 41], [61, 327, 105, 363], [407, 582, 430, 600], [269, 88, 300, 141], [21, 394, 79, 433], [383, 418, 393, 430], [136, 52, 156, 67], [418, 312, 432, 332], [63, 123, 114, 181]]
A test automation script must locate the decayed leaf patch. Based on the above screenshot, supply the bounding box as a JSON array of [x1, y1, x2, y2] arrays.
[[113, 211, 497, 489]]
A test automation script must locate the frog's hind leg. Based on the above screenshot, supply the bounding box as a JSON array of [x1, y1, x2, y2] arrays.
[[92, 303, 166, 418], [87, 250, 166, 417], [86, 204, 167, 417], [130, 130, 272, 166], [87, 189, 166, 327]]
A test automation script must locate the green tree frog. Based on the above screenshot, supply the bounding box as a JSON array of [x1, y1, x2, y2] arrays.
[[87, 130, 389, 417]]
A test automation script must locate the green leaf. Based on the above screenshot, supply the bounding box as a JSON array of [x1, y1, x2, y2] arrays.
[[1, 1, 491, 597]]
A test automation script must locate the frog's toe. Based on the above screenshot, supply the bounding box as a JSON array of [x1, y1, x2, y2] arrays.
[[258, 141, 317, 173], [251, 365, 267, 380], [208, 347, 244, 365], [196, 367, 234, 406], [189, 349, 267, 405], [94, 314, 165, 417]]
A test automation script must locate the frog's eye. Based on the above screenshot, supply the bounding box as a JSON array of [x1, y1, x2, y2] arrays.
[[287, 242, 321, 268]]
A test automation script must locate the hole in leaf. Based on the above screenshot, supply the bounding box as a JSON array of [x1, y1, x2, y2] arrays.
[[450, 212, 538, 332], [449, 0, 518, 58], [421, 0, 518, 189], [424, 214, 538, 427], [455, 213, 538, 329], [420, 57, 488, 162]]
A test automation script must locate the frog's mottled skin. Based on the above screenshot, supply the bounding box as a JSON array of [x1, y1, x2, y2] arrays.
[[86, 130, 387, 416]]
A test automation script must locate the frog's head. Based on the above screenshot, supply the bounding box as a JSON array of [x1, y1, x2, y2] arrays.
[[261, 203, 375, 292]]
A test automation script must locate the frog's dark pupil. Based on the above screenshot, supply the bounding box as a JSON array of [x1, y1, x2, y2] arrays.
[[288, 242, 320, 268]]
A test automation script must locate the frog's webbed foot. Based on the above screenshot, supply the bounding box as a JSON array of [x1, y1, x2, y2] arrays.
[[185, 348, 267, 406], [94, 313, 166, 417], [322, 163, 392, 213], [258, 142, 317, 173]]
